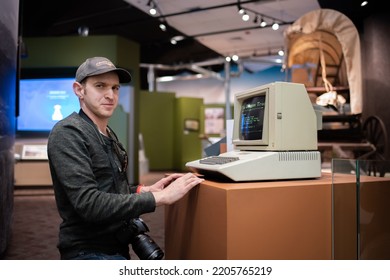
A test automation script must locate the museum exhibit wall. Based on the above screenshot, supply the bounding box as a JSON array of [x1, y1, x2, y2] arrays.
[[0, 0, 18, 257]]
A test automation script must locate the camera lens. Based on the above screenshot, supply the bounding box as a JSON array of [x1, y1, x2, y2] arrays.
[[132, 234, 165, 260]]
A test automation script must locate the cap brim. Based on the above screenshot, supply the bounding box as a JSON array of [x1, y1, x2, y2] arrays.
[[93, 68, 131, 83], [81, 67, 132, 83], [115, 68, 132, 83]]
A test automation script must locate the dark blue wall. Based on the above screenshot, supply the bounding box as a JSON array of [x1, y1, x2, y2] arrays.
[[0, 0, 18, 257]]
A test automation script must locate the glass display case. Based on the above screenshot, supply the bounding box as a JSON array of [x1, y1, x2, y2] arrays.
[[332, 159, 390, 259]]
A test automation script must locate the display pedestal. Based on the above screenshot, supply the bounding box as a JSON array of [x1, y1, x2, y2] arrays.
[[165, 172, 390, 260]]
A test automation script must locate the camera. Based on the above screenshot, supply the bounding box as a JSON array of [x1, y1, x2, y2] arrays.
[[116, 217, 164, 260]]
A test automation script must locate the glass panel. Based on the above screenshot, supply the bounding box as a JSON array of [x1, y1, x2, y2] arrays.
[[332, 159, 359, 260], [332, 159, 390, 259]]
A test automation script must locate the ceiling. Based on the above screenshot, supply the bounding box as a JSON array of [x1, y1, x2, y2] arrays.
[[20, 0, 380, 79]]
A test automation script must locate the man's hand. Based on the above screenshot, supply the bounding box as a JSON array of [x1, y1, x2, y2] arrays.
[[145, 173, 185, 193], [152, 173, 204, 206]]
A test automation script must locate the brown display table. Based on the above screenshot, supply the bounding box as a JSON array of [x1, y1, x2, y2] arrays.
[[165, 172, 390, 260]]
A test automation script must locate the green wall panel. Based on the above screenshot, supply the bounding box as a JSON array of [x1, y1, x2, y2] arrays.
[[139, 91, 176, 170], [174, 97, 203, 171]]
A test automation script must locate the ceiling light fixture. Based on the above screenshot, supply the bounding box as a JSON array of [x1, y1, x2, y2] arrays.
[[146, 0, 162, 16], [149, 6, 157, 15], [78, 26, 89, 37], [146, 0, 171, 34], [170, 35, 185, 45], [235, 4, 284, 31], [259, 17, 267, 27], [361, 1, 368, 7], [159, 23, 167, 31], [242, 13, 250, 21], [237, 0, 244, 14], [224, 47, 287, 60], [141, 1, 289, 43]]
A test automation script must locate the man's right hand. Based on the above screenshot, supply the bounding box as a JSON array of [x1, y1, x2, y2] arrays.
[[152, 173, 204, 206]]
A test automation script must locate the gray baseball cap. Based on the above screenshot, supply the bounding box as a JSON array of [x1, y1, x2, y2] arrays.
[[75, 57, 132, 83]]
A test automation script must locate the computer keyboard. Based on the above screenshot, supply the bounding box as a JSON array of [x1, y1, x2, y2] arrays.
[[199, 156, 240, 165]]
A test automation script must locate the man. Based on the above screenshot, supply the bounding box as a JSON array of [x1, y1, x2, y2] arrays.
[[47, 57, 203, 260]]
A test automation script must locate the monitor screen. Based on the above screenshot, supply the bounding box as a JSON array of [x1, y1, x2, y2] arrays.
[[239, 95, 266, 141], [17, 77, 79, 134]]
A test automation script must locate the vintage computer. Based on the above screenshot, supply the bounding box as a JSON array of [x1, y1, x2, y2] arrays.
[[186, 81, 322, 181]]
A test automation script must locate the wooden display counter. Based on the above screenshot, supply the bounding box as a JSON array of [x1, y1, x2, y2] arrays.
[[14, 160, 52, 186], [14, 140, 52, 187], [165, 172, 390, 260]]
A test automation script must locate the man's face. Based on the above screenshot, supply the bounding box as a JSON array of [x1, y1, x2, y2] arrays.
[[75, 71, 121, 122]]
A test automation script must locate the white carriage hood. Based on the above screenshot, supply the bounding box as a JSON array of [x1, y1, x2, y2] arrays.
[[284, 8, 362, 114]]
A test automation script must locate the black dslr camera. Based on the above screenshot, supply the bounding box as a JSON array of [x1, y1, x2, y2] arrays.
[[116, 217, 164, 260]]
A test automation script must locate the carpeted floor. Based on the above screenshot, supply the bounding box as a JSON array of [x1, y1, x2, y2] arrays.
[[1, 171, 167, 260]]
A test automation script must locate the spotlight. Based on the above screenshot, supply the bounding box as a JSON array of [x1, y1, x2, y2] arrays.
[[159, 23, 167, 31], [260, 18, 267, 27], [147, 0, 157, 14], [78, 26, 89, 37], [237, 4, 245, 14], [242, 13, 249, 21], [149, 7, 157, 15], [172, 35, 184, 41], [272, 22, 279, 30], [170, 35, 184, 45]]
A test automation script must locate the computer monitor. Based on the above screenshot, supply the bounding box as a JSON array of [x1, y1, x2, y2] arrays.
[[232, 81, 319, 151], [186, 81, 322, 181], [17, 77, 80, 136]]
